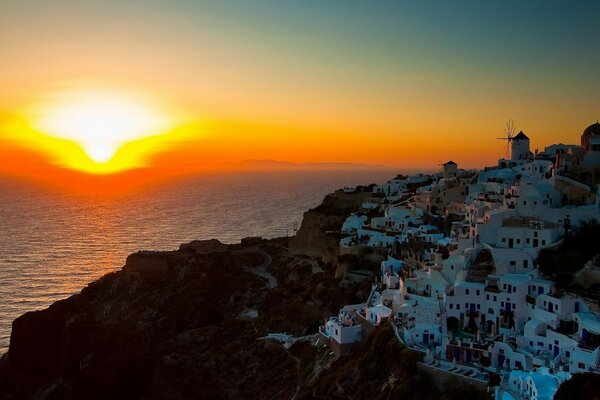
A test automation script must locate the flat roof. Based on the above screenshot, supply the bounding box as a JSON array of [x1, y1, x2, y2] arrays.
[[455, 280, 485, 289]]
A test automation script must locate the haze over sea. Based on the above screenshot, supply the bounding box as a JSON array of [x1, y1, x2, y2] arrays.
[[0, 169, 395, 353]]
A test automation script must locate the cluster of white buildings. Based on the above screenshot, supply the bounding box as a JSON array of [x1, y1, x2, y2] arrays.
[[319, 123, 600, 398]]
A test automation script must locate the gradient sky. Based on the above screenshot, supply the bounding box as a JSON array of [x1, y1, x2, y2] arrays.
[[1, 0, 599, 181]]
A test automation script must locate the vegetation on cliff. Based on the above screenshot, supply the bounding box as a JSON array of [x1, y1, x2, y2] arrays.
[[554, 372, 600, 400], [537, 219, 600, 291]]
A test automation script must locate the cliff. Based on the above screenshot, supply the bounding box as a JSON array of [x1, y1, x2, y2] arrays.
[[0, 234, 378, 399], [0, 193, 483, 400], [290, 189, 378, 269]]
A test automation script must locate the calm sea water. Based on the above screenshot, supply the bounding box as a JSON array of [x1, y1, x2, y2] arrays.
[[0, 169, 393, 353]]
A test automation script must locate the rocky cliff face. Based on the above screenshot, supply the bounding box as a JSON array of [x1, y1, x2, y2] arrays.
[[0, 237, 374, 399], [290, 190, 376, 269]]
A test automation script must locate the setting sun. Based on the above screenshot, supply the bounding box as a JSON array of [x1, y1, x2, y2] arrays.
[[33, 89, 173, 164]]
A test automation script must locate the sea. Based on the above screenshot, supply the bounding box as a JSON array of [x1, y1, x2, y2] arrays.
[[0, 169, 395, 353]]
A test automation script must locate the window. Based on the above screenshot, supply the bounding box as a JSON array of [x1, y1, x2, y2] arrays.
[[450, 304, 453, 309], [466, 289, 470, 295], [526, 238, 530, 244], [524, 260, 529, 268], [579, 362, 585, 369], [502, 238, 506, 242], [486, 295, 490, 300], [501, 302, 504, 307], [510, 261, 516, 266], [477, 304, 481, 309], [517, 239, 521, 244], [523, 201, 527, 206], [512, 303, 516, 309], [335, 329, 338, 335], [542, 240, 546, 245], [494, 296, 497, 301], [476, 290, 480, 295], [566, 351, 570, 357], [457, 304, 460, 310]]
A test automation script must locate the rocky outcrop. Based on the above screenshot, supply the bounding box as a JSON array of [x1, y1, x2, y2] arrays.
[[573, 257, 600, 290], [0, 238, 371, 399], [290, 190, 376, 267]]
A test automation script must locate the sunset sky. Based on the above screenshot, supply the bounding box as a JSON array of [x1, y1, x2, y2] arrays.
[[1, 0, 599, 185]]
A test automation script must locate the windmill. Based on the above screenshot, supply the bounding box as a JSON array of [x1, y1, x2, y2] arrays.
[[497, 119, 516, 158]]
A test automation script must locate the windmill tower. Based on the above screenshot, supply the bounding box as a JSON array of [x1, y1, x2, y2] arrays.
[[441, 161, 457, 179], [511, 131, 530, 160], [497, 119, 530, 161]]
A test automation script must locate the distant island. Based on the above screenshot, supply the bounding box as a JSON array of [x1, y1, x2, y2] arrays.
[[227, 159, 391, 171]]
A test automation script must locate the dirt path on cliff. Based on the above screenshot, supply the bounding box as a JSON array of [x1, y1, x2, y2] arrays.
[[238, 246, 278, 288]]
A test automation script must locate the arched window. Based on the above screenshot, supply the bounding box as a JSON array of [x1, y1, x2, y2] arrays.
[[488, 308, 494, 315]]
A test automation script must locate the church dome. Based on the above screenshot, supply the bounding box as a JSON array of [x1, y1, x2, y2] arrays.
[[583, 122, 600, 137], [581, 121, 600, 149]]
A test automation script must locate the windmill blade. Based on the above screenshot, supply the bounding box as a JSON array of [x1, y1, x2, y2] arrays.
[[505, 141, 510, 158], [505, 118, 515, 139]]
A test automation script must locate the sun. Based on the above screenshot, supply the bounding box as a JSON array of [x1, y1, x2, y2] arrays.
[[32, 89, 174, 166]]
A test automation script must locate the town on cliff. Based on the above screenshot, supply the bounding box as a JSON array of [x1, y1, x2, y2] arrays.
[[315, 122, 600, 399]]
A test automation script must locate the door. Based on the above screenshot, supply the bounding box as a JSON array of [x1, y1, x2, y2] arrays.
[[497, 354, 505, 368], [554, 345, 560, 358], [508, 238, 514, 248], [533, 239, 539, 247], [423, 330, 429, 345]]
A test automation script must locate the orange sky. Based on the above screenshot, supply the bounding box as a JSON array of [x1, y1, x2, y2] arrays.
[[0, 1, 599, 191]]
